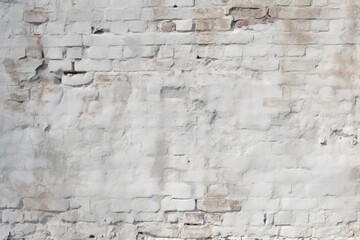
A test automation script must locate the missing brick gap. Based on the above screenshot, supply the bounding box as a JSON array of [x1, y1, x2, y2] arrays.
[[6, 232, 11, 240], [92, 26, 106, 34], [63, 62, 86, 75], [263, 213, 267, 224], [30, 61, 47, 82]]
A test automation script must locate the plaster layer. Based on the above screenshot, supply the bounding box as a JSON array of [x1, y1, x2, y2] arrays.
[[1, 0, 360, 239]]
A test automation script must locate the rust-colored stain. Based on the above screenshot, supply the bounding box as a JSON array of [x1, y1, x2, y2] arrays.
[[229, 200, 241, 211]]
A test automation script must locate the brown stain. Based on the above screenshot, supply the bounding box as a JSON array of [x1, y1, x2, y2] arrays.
[[199, 197, 241, 212], [316, 0, 360, 88], [215, 17, 231, 30], [152, 0, 165, 20], [281, 32, 313, 45], [3, 59, 20, 84], [85, 73, 131, 123], [196, 32, 218, 44], [195, 7, 225, 18], [317, 46, 359, 88], [31, 77, 51, 101], [229, 200, 241, 211], [230, 7, 268, 21], [161, 21, 175, 32], [196, 20, 213, 31], [4, 99, 26, 112], [194, 5, 228, 44], [273, 6, 313, 46], [235, 19, 249, 28], [350, 165, 360, 182], [94, 72, 128, 83]]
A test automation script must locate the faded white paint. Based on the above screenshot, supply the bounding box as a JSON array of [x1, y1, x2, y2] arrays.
[[0, 0, 360, 239]]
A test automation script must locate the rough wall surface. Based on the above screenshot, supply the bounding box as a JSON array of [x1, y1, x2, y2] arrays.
[[1, 0, 360, 239]]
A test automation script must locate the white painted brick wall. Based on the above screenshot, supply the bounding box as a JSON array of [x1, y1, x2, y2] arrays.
[[0, 0, 360, 239]]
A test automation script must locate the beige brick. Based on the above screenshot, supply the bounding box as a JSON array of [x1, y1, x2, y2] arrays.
[[197, 198, 241, 212], [184, 212, 205, 225], [181, 225, 211, 239], [24, 9, 49, 23]]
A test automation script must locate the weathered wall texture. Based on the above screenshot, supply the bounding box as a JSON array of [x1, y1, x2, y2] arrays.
[[1, 0, 360, 239]]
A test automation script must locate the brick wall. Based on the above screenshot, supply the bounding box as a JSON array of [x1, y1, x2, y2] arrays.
[[1, 0, 360, 239]]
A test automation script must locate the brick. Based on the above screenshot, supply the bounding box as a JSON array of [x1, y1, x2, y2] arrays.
[[281, 199, 318, 210], [174, 20, 193, 32], [67, 47, 82, 59], [123, 47, 139, 59], [244, 45, 271, 57], [214, 16, 232, 31], [131, 198, 160, 212], [43, 35, 82, 47], [138, 224, 179, 238], [134, 212, 164, 222], [88, 46, 109, 59], [184, 212, 204, 225], [224, 45, 243, 57], [276, 0, 312, 6], [128, 21, 147, 33], [274, 211, 294, 225], [74, 60, 112, 71], [110, 199, 132, 213], [45, 48, 63, 59], [166, 213, 179, 223], [83, 35, 124, 46], [204, 213, 222, 225], [48, 60, 72, 72], [181, 225, 211, 239], [273, 7, 320, 19], [311, 20, 330, 32], [281, 59, 317, 72], [109, 0, 145, 8], [111, 22, 128, 34], [26, 37, 42, 58], [235, 19, 250, 28], [163, 182, 192, 198], [249, 212, 265, 226], [2, 210, 23, 224], [197, 198, 241, 212], [24, 9, 49, 23], [158, 45, 174, 58], [105, 9, 141, 20], [161, 21, 176, 32], [195, 7, 226, 19], [310, 211, 326, 224], [46, 22, 65, 34], [152, 8, 195, 20], [280, 226, 310, 238], [108, 46, 123, 59], [62, 73, 94, 86], [23, 198, 70, 212], [69, 22, 92, 34], [164, 0, 194, 7], [161, 198, 195, 211], [195, 20, 213, 31]]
